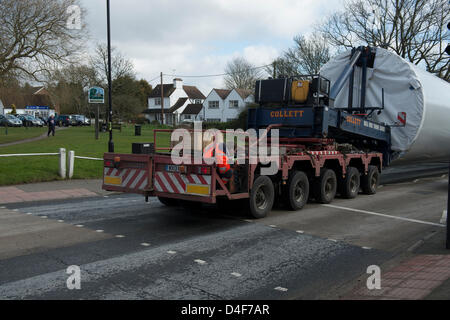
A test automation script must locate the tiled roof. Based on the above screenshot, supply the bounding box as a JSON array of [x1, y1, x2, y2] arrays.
[[213, 89, 232, 99], [148, 84, 175, 98], [181, 104, 203, 115], [169, 97, 188, 112], [183, 86, 206, 100], [234, 88, 253, 100]]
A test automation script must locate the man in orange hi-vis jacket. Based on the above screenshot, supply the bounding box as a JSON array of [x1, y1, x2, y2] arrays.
[[203, 142, 233, 186]]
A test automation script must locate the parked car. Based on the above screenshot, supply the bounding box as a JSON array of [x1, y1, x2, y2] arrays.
[[38, 116, 48, 125], [73, 115, 90, 126], [30, 115, 44, 127], [56, 115, 76, 127], [17, 114, 40, 127], [0, 114, 23, 127]]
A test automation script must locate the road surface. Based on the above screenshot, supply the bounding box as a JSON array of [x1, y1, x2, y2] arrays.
[[0, 171, 447, 299]]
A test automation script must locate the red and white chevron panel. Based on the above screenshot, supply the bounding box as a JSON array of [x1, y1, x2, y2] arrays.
[[154, 171, 211, 194], [103, 167, 149, 190]]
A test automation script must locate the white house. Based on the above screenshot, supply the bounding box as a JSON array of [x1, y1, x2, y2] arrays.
[[0, 99, 4, 115], [201, 88, 254, 122], [144, 78, 205, 125]]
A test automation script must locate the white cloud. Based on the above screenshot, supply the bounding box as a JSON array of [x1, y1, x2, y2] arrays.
[[80, 0, 343, 94]]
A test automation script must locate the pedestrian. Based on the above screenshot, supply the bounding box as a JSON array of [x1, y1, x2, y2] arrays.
[[47, 114, 56, 137]]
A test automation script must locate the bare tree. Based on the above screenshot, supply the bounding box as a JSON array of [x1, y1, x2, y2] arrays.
[[90, 43, 135, 85], [0, 0, 87, 81], [224, 57, 263, 91], [268, 33, 331, 77], [317, 0, 450, 81]]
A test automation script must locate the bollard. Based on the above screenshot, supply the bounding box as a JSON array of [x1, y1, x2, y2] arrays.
[[59, 148, 66, 178], [68, 150, 75, 179]]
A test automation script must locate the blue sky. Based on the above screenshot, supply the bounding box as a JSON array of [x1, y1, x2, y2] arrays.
[[80, 0, 343, 93]]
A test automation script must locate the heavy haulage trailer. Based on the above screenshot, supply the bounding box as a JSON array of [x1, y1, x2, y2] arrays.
[[103, 46, 401, 218]]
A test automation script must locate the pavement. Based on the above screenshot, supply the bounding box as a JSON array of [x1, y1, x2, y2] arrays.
[[0, 164, 448, 300]]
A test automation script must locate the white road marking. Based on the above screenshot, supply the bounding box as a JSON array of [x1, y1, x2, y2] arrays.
[[140, 243, 150, 247], [327, 238, 337, 242], [362, 246, 372, 250], [243, 219, 253, 223], [115, 235, 125, 238], [103, 196, 109, 198], [167, 250, 177, 254], [323, 204, 445, 228], [75, 225, 84, 228], [96, 230, 104, 233], [231, 272, 242, 277], [296, 230, 304, 234], [12, 209, 18, 212], [40, 216, 47, 219], [26, 212, 33, 215], [268, 225, 277, 228], [0, 206, 5, 209], [58, 220, 64, 223], [274, 286, 288, 292], [194, 259, 207, 265], [413, 179, 419, 183]]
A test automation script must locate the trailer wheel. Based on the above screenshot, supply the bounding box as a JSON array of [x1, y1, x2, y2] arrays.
[[286, 171, 309, 210], [158, 196, 178, 207], [313, 169, 337, 204], [249, 175, 274, 219], [340, 167, 360, 199], [362, 165, 379, 195]]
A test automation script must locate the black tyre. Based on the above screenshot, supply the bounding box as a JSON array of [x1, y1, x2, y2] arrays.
[[361, 165, 379, 195], [285, 171, 309, 210], [158, 196, 178, 207], [313, 169, 337, 204], [340, 166, 360, 199], [249, 175, 274, 219]]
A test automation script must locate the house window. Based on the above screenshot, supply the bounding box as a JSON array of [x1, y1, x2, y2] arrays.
[[155, 98, 161, 106], [229, 100, 239, 108], [195, 99, 202, 104], [184, 115, 191, 119], [208, 101, 219, 109]]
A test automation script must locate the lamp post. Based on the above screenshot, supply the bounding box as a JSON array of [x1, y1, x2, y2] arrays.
[[106, 0, 114, 152]]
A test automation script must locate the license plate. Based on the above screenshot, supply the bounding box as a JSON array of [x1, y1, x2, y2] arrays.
[[165, 165, 179, 172]]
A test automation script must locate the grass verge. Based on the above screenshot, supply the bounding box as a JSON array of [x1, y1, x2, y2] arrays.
[[0, 124, 170, 186], [0, 126, 48, 144]]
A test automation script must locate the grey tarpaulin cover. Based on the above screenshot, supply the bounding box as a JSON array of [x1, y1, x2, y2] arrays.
[[320, 47, 450, 163]]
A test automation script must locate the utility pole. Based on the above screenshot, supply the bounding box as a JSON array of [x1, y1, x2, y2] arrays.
[[106, 0, 114, 152], [160, 72, 164, 125]]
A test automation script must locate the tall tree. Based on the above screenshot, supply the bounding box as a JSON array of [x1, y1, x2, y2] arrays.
[[90, 43, 135, 86], [0, 0, 87, 81], [223, 57, 262, 91], [317, 0, 450, 81], [268, 33, 331, 77]]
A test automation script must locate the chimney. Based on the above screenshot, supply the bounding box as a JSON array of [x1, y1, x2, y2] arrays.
[[173, 78, 183, 89]]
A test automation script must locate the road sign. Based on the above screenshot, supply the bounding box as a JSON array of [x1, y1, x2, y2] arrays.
[[88, 87, 105, 104]]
